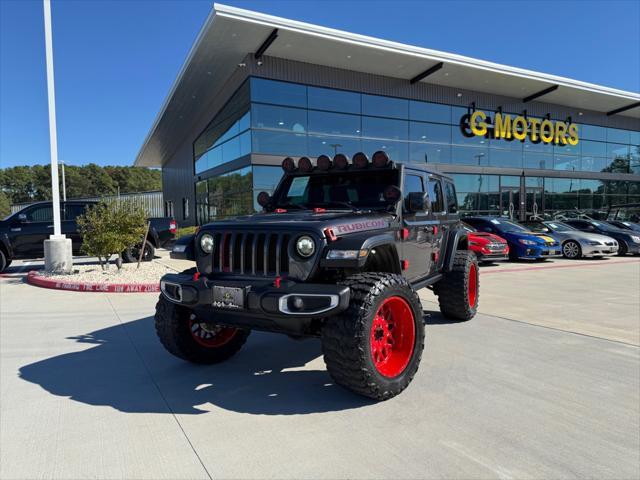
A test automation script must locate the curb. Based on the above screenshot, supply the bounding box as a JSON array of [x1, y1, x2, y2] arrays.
[[26, 271, 160, 293]]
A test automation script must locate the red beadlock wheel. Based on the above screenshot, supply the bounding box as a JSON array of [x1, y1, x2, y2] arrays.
[[468, 263, 478, 308], [189, 319, 238, 348], [369, 296, 416, 378]]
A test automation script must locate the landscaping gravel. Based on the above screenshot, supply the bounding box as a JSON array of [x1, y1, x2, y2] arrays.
[[38, 260, 177, 285]]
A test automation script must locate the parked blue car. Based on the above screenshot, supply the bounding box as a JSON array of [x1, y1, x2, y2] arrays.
[[464, 216, 562, 260]]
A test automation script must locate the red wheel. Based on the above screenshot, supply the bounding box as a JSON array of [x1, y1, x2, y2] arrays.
[[369, 296, 416, 378], [468, 262, 478, 308], [188, 319, 238, 348]]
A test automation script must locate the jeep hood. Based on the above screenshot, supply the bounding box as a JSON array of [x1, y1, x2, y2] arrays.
[[201, 211, 395, 236]]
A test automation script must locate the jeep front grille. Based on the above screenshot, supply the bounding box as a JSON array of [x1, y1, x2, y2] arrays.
[[210, 231, 291, 276]]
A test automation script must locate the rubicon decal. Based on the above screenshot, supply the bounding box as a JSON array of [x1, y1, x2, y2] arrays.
[[332, 219, 389, 235]]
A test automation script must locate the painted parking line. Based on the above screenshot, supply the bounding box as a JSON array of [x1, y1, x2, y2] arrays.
[[482, 259, 640, 274]]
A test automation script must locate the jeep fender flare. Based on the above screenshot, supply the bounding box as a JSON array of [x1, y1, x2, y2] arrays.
[[444, 228, 468, 272], [362, 233, 401, 274]]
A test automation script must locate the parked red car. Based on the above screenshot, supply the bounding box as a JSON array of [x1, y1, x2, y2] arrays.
[[463, 223, 509, 263]]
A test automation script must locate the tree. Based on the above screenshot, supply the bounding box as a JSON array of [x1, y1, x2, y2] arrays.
[[77, 200, 148, 270], [0, 192, 11, 219]]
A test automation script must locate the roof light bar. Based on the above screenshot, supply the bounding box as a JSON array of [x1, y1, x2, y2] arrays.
[[282, 156, 296, 172], [298, 156, 313, 172], [317, 154, 332, 170], [333, 153, 348, 169], [352, 152, 369, 169]]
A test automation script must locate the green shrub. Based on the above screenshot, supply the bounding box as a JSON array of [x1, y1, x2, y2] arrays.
[[77, 200, 148, 270], [175, 226, 198, 239]]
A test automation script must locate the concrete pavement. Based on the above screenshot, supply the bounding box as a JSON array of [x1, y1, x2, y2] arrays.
[[1, 256, 639, 479]]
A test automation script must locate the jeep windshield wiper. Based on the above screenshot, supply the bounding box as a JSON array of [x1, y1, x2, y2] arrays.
[[271, 202, 309, 210]]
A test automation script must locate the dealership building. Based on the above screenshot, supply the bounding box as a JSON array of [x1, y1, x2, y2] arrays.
[[135, 3, 640, 226]]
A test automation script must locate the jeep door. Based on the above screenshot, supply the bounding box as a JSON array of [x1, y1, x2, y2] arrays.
[[401, 170, 432, 280]]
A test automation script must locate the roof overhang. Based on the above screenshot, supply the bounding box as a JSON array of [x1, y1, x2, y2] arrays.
[[135, 3, 640, 167]]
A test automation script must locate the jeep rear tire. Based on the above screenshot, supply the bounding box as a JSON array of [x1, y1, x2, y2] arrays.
[[321, 273, 425, 401], [155, 295, 250, 364], [434, 250, 479, 321]]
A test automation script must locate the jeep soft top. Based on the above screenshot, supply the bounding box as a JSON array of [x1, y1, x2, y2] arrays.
[[156, 151, 478, 400]]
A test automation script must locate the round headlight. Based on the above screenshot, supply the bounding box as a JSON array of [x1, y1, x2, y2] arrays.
[[296, 235, 315, 258], [200, 233, 214, 253]]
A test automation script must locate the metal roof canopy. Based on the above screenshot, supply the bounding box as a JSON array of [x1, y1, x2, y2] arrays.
[[135, 3, 640, 167]]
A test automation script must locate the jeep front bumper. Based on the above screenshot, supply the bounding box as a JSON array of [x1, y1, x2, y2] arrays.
[[160, 273, 350, 319]]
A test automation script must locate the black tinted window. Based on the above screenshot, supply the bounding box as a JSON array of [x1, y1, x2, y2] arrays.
[[26, 205, 53, 222], [444, 181, 457, 213], [428, 179, 444, 212], [63, 204, 88, 221], [403, 174, 423, 194]]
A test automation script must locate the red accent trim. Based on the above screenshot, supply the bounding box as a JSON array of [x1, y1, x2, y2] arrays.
[[169, 221, 177, 234], [400, 228, 409, 240], [193, 272, 201, 281], [313, 208, 326, 213], [433, 226, 438, 235], [433, 251, 439, 263], [325, 228, 338, 242], [26, 271, 159, 293], [274, 276, 282, 288], [274, 208, 287, 213], [370, 296, 416, 378], [401, 260, 409, 270], [468, 263, 478, 308]]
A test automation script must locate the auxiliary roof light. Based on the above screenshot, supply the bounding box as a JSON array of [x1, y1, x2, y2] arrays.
[[282, 157, 296, 172], [352, 152, 369, 169], [372, 150, 389, 168], [298, 156, 313, 173], [317, 154, 332, 171], [333, 153, 349, 170]]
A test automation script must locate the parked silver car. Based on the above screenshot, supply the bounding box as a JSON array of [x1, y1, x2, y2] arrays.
[[522, 220, 618, 259]]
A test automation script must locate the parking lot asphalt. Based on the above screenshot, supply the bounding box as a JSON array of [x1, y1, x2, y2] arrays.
[[1, 255, 639, 479]]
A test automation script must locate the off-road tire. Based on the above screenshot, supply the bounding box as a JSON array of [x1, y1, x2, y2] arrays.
[[562, 240, 582, 259], [321, 273, 425, 401], [434, 250, 479, 321], [154, 295, 250, 364], [123, 240, 155, 263]]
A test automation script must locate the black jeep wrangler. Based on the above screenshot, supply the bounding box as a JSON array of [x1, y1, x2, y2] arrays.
[[156, 151, 478, 400]]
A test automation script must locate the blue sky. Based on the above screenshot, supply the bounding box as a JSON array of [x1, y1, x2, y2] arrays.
[[1, 0, 638, 169]]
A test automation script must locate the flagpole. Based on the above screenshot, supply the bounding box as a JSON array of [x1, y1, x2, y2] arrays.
[[42, 0, 72, 273]]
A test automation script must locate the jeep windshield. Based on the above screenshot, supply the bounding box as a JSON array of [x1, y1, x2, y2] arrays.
[[272, 170, 400, 210]]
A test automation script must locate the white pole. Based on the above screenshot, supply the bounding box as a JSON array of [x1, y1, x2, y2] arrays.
[[61, 160, 66, 201], [43, 0, 63, 238]]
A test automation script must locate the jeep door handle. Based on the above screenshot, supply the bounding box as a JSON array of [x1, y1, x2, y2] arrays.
[[47, 225, 54, 228]]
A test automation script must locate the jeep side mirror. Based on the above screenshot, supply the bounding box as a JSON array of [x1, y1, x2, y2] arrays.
[[17, 213, 27, 223], [257, 191, 271, 208], [406, 192, 430, 213]]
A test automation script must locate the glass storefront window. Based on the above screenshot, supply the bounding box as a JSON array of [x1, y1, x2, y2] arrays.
[[361, 139, 408, 161], [251, 78, 306, 108], [409, 143, 451, 165], [409, 122, 451, 143], [362, 94, 408, 119], [451, 145, 489, 166], [308, 135, 362, 158], [362, 116, 408, 140], [580, 124, 606, 142], [308, 86, 360, 114], [308, 110, 361, 136], [553, 154, 580, 171], [607, 128, 631, 144], [252, 104, 307, 132], [409, 101, 451, 124], [489, 148, 522, 168], [252, 130, 307, 156], [206, 167, 253, 221], [523, 152, 553, 170]]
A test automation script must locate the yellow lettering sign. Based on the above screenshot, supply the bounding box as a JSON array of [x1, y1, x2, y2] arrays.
[[470, 111, 487, 136]]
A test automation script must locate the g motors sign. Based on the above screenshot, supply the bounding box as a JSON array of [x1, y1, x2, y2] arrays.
[[460, 111, 579, 146]]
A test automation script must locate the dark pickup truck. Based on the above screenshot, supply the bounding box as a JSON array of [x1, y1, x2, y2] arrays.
[[0, 200, 176, 272]]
